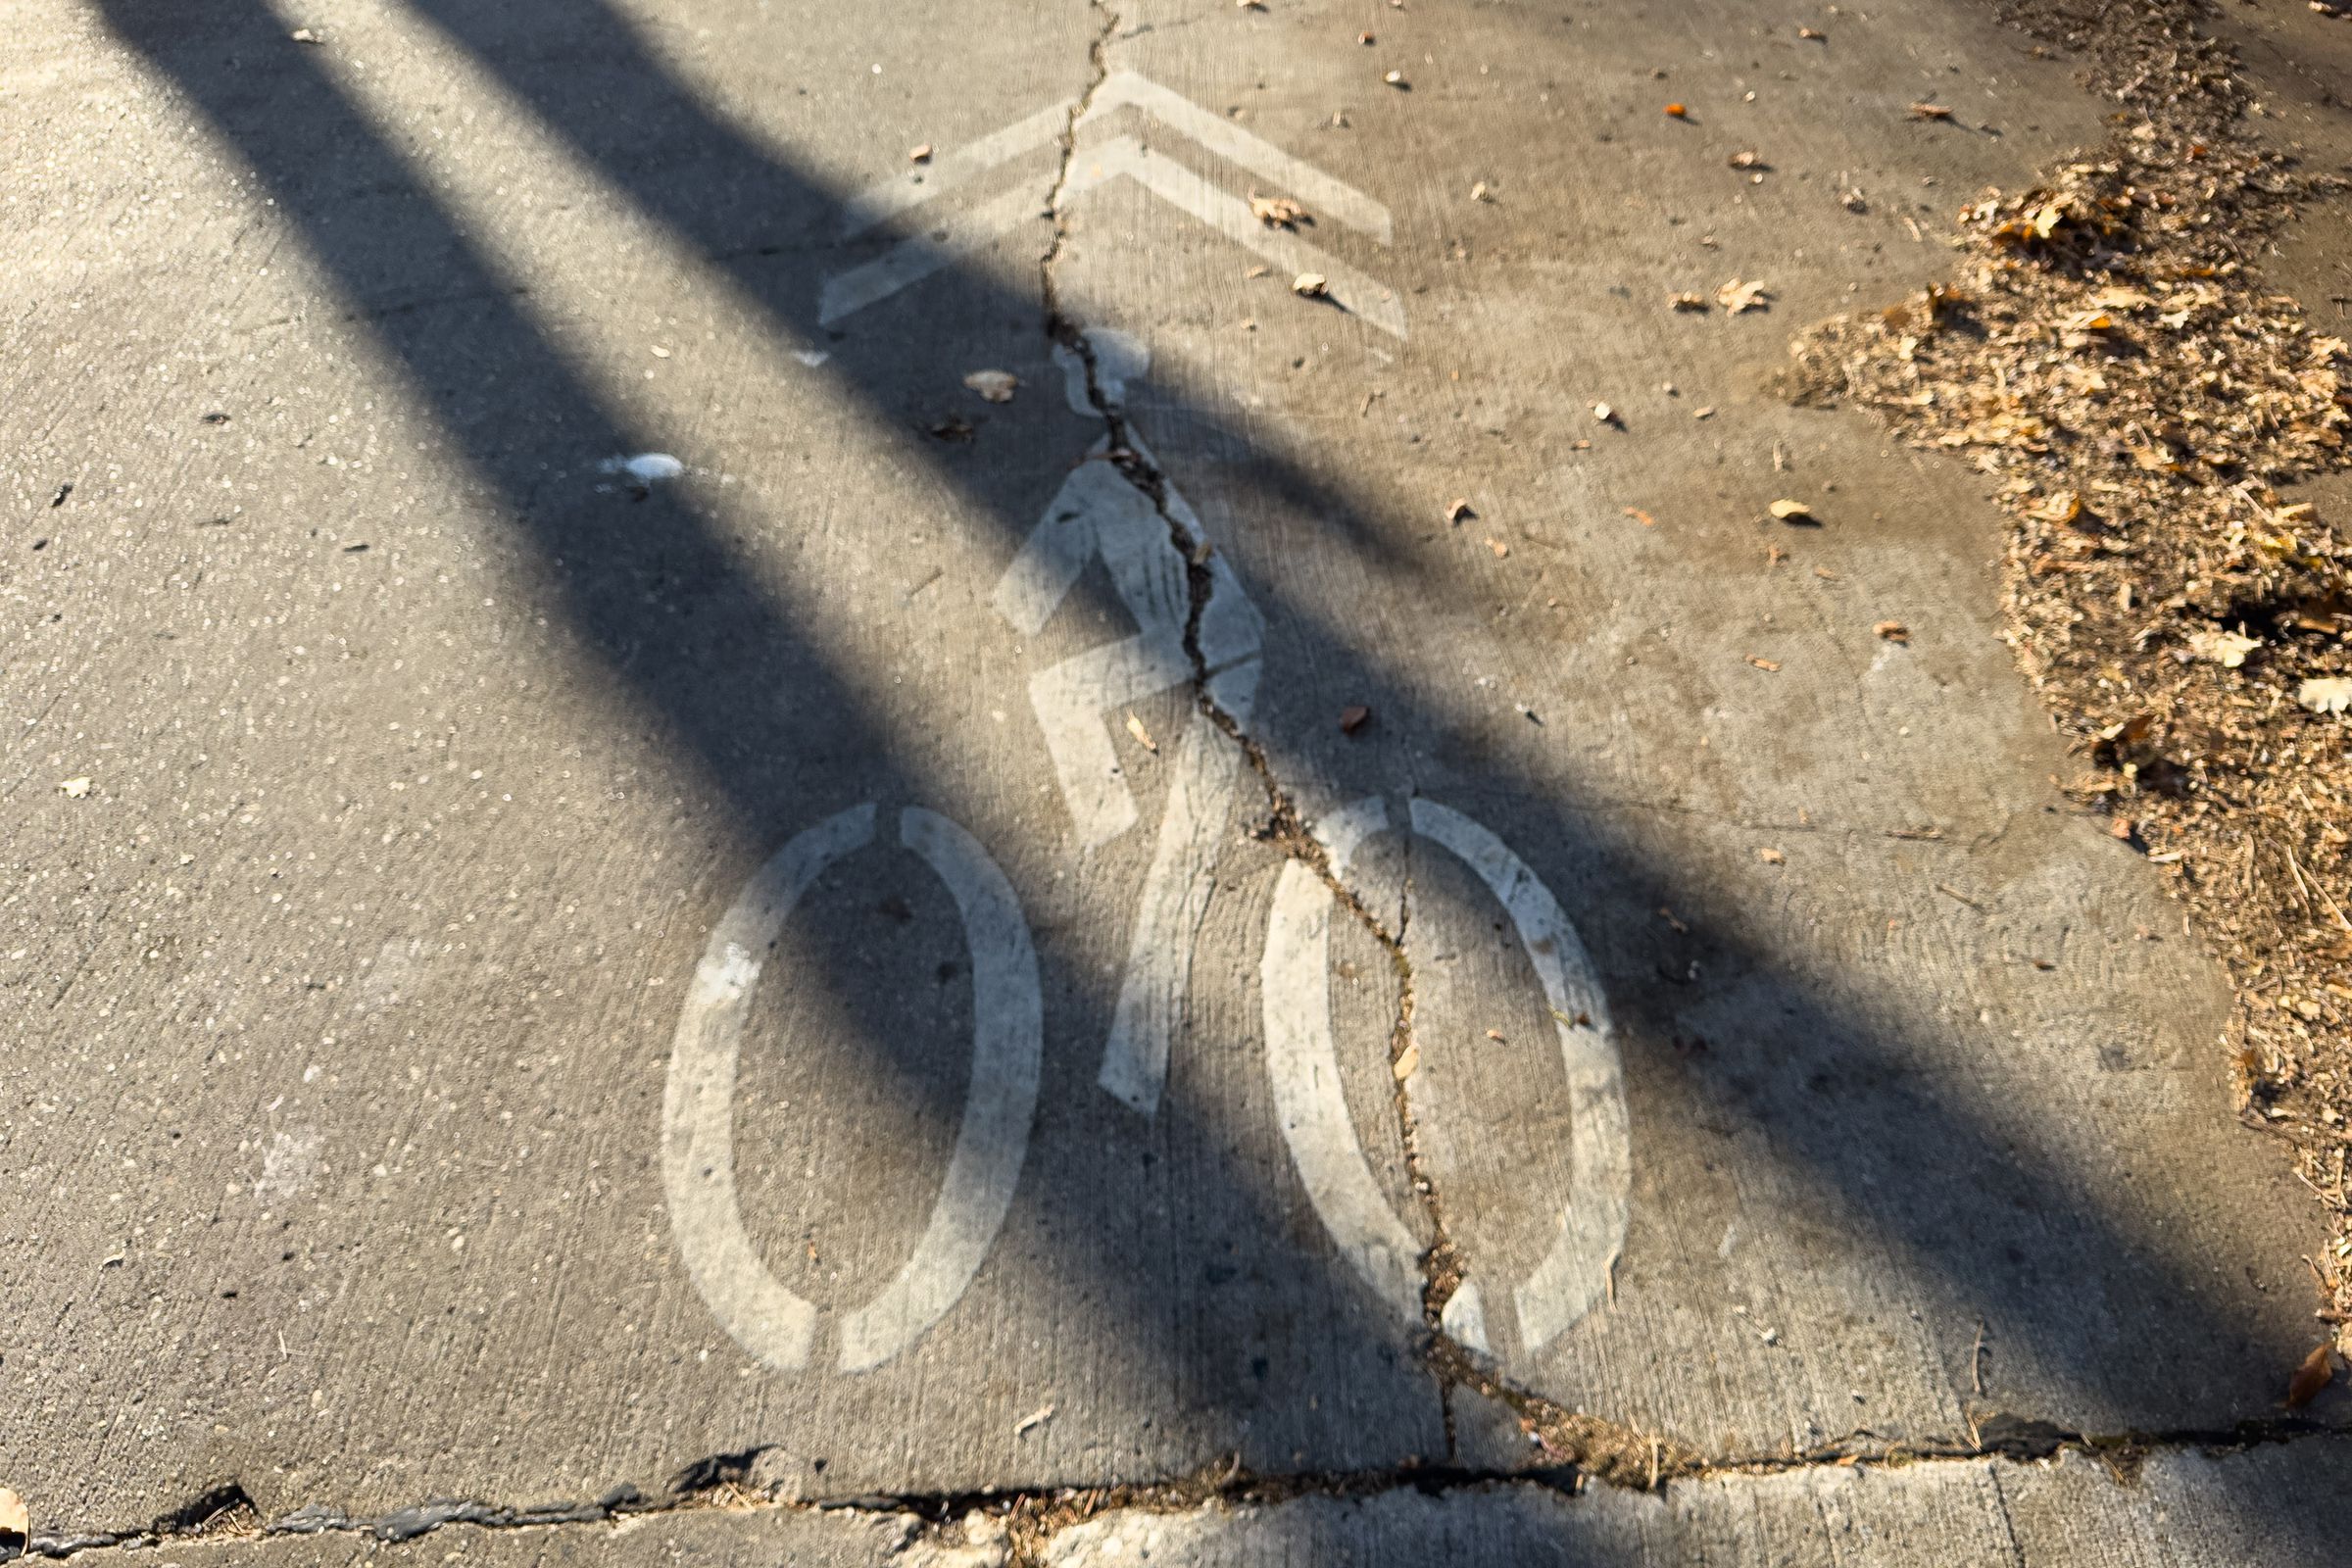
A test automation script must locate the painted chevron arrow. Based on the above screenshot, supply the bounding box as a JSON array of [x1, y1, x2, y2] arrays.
[[819, 71, 1403, 337]]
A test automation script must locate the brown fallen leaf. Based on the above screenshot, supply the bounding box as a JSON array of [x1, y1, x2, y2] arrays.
[[1, 1489, 26, 1546], [962, 369, 1018, 403], [1250, 192, 1307, 228], [1623, 506, 1657, 527], [1692, 405, 1716, 419], [2286, 1342, 2335, 1408], [1292, 271, 1330, 298], [1124, 712, 1157, 754], [1799, 25, 1825, 39], [1910, 102, 1953, 120], [1446, 498, 1475, 523], [1768, 498, 1815, 522], [1728, 149, 1763, 170], [1758, 847, 1786, 864], [1746, 655, 1782, 671], [1359, 31, 1377, 44], [908, 144, 934, 163], [1669, 291, 1710, 312], [2297, 677, 2352, 714], [1874, 620, 1910, 643], [1392, 1040, 1421, 1080], [1340, 704, 1372, 735], [1718, 277, 1771, 314], [1470, 180, 1494, 202]]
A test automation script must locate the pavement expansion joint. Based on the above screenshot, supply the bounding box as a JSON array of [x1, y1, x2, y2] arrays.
[[25, 1426, 2347, 1565]]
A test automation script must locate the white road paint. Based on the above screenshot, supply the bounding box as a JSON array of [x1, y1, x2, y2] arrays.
[[1060, 138, 1407, 339], [1262, 798, 1632, 1358], [1261, 799, 1451, 1341], [821, 73, 1400, 334], [841, 808, 1044, 1370], [992, 363, 1265, 1115], [1407, 800, 1630, 1354], [663, 805, 1043, 1373], [819, 182, 1050, 327]]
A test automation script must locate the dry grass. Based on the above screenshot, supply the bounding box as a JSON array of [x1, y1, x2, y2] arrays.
[[1790, 0, 2352, 1348]]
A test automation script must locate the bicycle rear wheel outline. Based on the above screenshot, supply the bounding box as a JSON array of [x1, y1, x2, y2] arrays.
[[662, 804, 1043, 1373], [1261, 796, 1630, 1357]]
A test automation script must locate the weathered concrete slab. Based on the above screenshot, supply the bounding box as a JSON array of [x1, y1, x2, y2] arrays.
[[1043, 1440, 2352, 1567], [1052, 0, 2333, 1456], [0, 0, 2338, 1546]]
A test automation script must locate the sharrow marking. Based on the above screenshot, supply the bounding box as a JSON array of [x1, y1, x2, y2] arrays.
[[662, 805, 1043, 1375], [1061, 137, 1408, 339], [1262, 798, 1632, 1357], [1260, 798, 1456, 1339], [839, 808, 1044, 1370], [821, 73, 1400, 333], [994, 392, 1265, 1116], [1406, 800, 1630, 1354]]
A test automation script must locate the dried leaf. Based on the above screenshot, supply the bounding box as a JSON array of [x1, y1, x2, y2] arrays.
[[1124, 712, 1157, 753], [1292, 271, 1330, 298], [2186, 628, 2259, 668], [289, 27, 322, 44], [1746, 655, 1782, 672], [1669, 292, 1710, 312], [1340, 704, 1371, 735], [1909, 102, 1953, 121], [2286, 1343, 2334, 1408], [1623, 506, 1657, 527], [1486, 537, 1509, 558], [2299, 677, 2352, 714], [1, 1489, 27, 1547], [1446, 498, 1475, 523], [1798, 25, 1825, 39], [1385, 70, 1407, 87], [1768, 498, 1815, 522], [1250, 192, 1307, 227], [1393, 1040, 1421, 1080], [1728, 149, 1763, 170], [2027, 491, 2082, 524], [59, 776, 91, 799], [1717, 277, 1771, 314], [1758, 847, 1786, 864], [962, 369, 1019, 403], [1470, 180, 1494, 202], [1015, 1402, 1057, 1435], [1874, 620, 1910, 643], [908, 144, 934, 163]]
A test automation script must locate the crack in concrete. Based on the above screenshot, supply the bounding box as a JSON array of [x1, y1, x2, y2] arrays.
[[24, 1421, 2345, 1564]]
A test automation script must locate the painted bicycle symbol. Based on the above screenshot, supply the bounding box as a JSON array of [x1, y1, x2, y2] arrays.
[[662, 333, 1631, 1375]]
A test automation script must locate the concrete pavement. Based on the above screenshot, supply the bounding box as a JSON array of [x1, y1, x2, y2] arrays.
[[3, 0, 2346, 1559]]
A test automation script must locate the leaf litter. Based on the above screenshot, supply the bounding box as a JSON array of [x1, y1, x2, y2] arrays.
[[1786, 0, 2352, 1347]]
